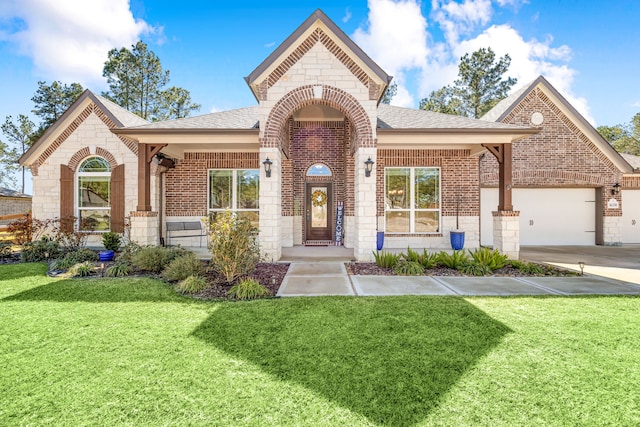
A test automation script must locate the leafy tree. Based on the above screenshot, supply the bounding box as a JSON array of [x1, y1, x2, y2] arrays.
[[381, 82, 397, 105], [418, 86, 462, 115], [157, 87, 201, 121], [102, 41, 200, 121], [420, 47, 517, 118], [1, 115, 35, 192], [597, 112, 640, 155], [31, 81, 84, 137], [0, 138, 18, 189]]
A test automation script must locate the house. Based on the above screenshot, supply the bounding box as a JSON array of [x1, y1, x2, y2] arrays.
[[19, 9, 638, 260], [479, 77, 640, 245], [0, 188, 31, 224]]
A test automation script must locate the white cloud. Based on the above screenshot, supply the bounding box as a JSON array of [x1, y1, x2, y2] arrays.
[[432, 0, 493, 45], [353, 0, 430, 107], [342, 7, 352, 23], [0, 0, 152, 87]]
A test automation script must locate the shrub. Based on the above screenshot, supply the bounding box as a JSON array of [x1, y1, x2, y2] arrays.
[[392, 260, 424, 276], [6, 214, 38, 245], [458, 262, 491, 276], [21, 236, 61, 262], [50, 249, 99, 271], [116, 241, 142, 264], [53, 216, 90, 253], [510, 260, 546, 275], [227, 278, 270, 300], [417, 249, 439, 269], [0, 241, 12, 258], [404, 247, 420, 263], [131, 246, 185, 273], [438, 250, 469, 269], [373, 250, 400, 269], [69, 261, 95, 277], [105, 262, 132, 277], [469, 247, 508, 271], [102, 232, 122, 251], [177, 275, 208, 294], [162, 252, 203, 282], [206, 210, 260, 283]]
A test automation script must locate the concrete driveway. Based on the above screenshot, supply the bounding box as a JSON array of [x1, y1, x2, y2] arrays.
[[520, 245, 640, 285]]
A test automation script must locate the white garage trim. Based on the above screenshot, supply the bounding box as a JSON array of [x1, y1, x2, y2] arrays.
[[481, 188, 596, 246]]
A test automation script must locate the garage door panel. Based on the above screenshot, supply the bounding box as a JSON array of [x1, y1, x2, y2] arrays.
[[482, 188, 595, 246], [621, 190, 640, 243]]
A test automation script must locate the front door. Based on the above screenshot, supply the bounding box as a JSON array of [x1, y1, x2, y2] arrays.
[[305, 183, 332, 241]]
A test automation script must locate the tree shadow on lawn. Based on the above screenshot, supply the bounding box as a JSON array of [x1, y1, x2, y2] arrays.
[[0, 262, 48, 281], [2, 277, 189, 303], [192, 296, 511, 426]]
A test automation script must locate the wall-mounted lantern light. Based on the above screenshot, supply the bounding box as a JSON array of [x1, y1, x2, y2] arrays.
[[364, 157, 374, 177], [263, 157, 273, 178], [611, 182, 621, 195]]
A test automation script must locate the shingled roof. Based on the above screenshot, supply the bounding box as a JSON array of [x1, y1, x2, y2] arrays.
[[124, 106, 260, 130], [0, 187, 31, 198]]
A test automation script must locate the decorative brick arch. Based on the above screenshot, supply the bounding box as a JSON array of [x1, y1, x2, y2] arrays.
[[262, 85, 373, 156], [68, 147, 118, 172]]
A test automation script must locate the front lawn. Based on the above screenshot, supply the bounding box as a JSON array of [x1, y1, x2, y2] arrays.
[[1, 263, 638, 426]]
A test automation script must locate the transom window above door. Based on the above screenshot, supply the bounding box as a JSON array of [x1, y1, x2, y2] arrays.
[[306, 163, 332, 176]]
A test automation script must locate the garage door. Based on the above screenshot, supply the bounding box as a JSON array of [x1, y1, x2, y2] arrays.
[[621, 190, 640, 243], [481, 188, 596, 246]]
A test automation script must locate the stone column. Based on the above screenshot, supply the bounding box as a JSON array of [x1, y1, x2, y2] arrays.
[[492, 210, 520, 259], [259, 148, 282, 261], [129, 211, 159, 246], [603, 216, 622, 246], [353, 147, 377, 261]]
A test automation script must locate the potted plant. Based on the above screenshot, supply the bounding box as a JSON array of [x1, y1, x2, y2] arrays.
[[450, 196, 465, 250], [99, 231, 122, 261]]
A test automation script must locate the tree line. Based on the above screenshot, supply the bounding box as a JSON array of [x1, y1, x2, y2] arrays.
[[0, 41, 200, 192], [2, 43, 637, 192]]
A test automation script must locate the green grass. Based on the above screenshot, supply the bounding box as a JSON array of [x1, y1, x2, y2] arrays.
[[1, 263, 639, 426]]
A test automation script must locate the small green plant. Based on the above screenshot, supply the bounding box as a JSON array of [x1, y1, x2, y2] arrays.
[[176, 275, 209, 294], [510, 259, 546, 275], [438, 250, 469, 269], [115, 241, 142, 264], [373, 251, 401, 269], [0, 241, 12, 258], [52, 248, 100, 270], [405, 247, 420, 263], [131, 246, 185, 273], [469, 247, 508, 271], [458, 262, 491, 276], [206, 210, 260, 283], [105, 262, 132, 277], [102, 232, 122, 251], [227, 278, 271, 300], [392, 260, 425, 276], [21, 236, 61, 262], [417, 249, 439, 269], [162, 252, 203, 282], [69, 261, 95, 277]]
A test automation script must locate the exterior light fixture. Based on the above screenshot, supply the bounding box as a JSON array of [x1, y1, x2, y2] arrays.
[[263, 157, 273, 178], [611, 182, 621, 195], [578, 261, 585, 276], [364, 157, 374, 177]]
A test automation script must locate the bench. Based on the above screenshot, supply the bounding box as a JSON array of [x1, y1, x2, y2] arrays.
[[165, 221, 207, 247]]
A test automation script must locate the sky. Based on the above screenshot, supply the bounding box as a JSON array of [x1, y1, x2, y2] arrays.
[[1, 0, 640, 194]]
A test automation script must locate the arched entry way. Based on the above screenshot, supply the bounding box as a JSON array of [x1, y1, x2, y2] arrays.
[[258, 85, 377, 260]]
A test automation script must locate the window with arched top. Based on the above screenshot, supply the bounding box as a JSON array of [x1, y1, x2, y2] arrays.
[[306, 163, 332, 177], [77, 157, 111, 231]]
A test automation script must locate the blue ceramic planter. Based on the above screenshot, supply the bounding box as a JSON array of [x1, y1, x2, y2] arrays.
[[376, 231, 384, 251], [98, 250, 115, 262], [450, 231, 465, 251]]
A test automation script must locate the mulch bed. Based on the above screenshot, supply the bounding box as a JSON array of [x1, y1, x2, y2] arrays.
[[347, 262, 577, 277], [192, 262, 290, 300]]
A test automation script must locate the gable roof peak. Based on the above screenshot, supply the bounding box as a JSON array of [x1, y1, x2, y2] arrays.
[[245, 8, 391, 101]]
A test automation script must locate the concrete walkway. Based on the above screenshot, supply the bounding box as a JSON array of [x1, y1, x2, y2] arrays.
[[276, 261, 640, 297]]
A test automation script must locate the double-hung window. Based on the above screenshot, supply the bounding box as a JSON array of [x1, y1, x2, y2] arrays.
[[77, 157, 111, 231], [385, 167, 440, 233], [208, 169, 259, 227]]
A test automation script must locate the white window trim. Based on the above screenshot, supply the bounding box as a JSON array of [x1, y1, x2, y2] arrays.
[[76, 156, 111, 232], [384, 166, 441, 234], [207, 168, 259, 215]]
